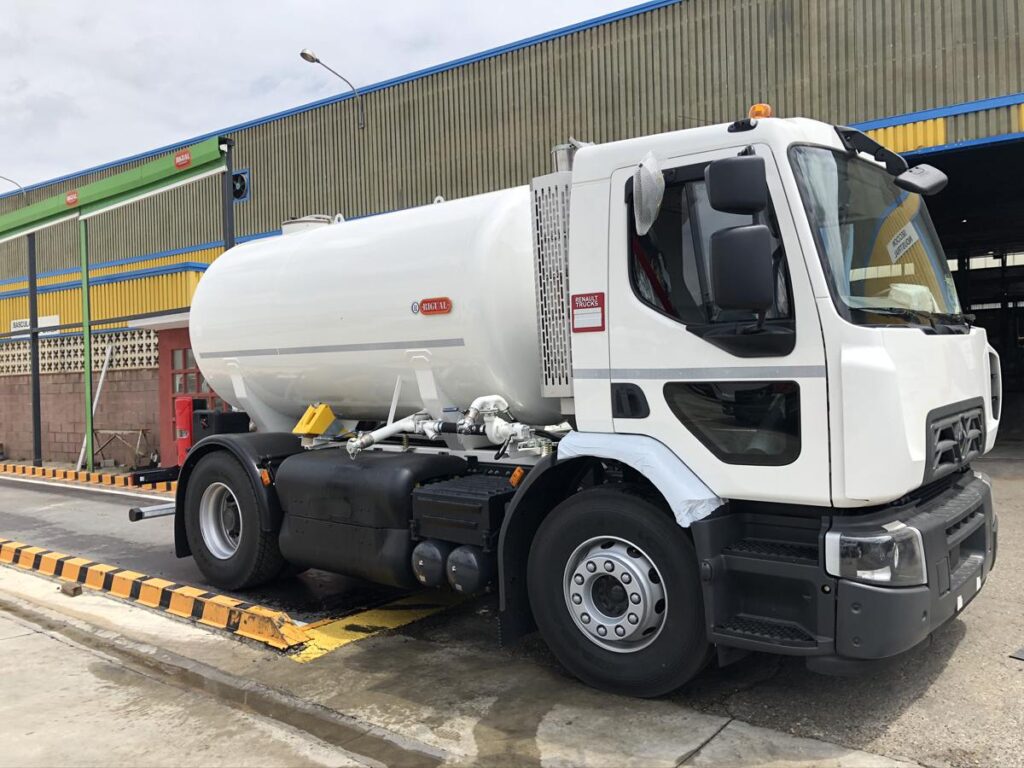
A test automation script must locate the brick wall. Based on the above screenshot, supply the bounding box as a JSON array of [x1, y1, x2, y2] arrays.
[[0, 369, 160, 466]]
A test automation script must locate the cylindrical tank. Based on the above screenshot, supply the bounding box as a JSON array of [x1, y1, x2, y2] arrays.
[[190, 187, 562, 432]]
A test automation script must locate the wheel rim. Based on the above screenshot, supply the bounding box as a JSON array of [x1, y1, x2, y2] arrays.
[[563, 536, 666, 653], [199, 482, 243, 560]]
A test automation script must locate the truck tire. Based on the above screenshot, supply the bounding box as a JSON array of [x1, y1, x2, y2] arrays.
[[184, 451, 286, 590], [527, 486, 708, 697]]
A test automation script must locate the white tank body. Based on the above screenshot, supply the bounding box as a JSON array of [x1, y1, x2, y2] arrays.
[[190, 187, 562, 433]]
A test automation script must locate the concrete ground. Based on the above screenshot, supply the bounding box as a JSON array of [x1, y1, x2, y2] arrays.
[[0, 611, 367, 768], [0, 453, 1021, 767]]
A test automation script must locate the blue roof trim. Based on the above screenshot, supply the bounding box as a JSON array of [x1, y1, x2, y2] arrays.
[[0, 229, 279, 288], [904, 131, 1024, 155], [851, 92, 1024, 131], [0, 262, 209, 300], [0, 0, 681, 202]]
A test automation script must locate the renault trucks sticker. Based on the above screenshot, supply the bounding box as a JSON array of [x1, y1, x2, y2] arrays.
[[571, 292, 605, 332]]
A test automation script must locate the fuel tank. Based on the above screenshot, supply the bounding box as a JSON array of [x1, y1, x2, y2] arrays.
[[189, 187, 563, 432]]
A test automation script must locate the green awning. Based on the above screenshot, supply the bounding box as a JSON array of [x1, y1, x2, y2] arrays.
[[0, 136, 225, 240]]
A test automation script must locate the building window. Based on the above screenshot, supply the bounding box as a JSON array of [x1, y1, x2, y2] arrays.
[[170, 347, 226, 411]]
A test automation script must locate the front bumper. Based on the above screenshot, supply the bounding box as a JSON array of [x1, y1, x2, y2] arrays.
[[696, 472, 996, 666], [830, 473, 995, 659]]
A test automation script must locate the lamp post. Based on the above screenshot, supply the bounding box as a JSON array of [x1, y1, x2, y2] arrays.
[[300, 49, 366, 129], [0, 175, 42, 467]]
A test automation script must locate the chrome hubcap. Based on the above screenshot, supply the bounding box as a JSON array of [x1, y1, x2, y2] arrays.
[[199, 482, 243, 560], [563, 536, 666, 653]]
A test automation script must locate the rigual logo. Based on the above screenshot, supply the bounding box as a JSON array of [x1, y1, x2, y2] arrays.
[[174, 149, 192, 170], [418, 297, 452, 315]]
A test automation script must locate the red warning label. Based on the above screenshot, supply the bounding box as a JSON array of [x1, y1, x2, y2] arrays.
[[571, 292, 605, 333]]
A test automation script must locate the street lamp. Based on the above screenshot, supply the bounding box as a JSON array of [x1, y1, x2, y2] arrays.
[[0, 173, 43, 468], [0, 174, 26, 202], [300, 49, 366, 129]]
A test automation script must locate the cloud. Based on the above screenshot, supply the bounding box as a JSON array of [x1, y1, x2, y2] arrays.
[[0, 0, 641, 190]]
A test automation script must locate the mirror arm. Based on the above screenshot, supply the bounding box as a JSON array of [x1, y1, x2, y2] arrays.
[[834, 125, 909, 175]]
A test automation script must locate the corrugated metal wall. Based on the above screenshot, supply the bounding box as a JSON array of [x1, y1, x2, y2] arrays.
[[2, 0, 1023, 287]]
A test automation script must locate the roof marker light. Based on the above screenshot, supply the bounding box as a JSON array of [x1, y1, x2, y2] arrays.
[[748, 103, 774, 119]]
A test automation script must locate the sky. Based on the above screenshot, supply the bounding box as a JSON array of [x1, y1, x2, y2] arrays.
[[0, 0, 645, 194]]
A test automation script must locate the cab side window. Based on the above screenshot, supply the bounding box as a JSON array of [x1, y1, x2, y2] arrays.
[[627, 165, 794, 356]]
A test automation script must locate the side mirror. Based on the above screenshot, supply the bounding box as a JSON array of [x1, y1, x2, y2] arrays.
[[632, 151, 665, 236], [710, 224, 774, 311], [895, 164, 948, 196], [705, 155, 768, 214]]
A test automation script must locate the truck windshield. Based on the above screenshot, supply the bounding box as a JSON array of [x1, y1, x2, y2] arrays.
[[790, 145, 963, 329]]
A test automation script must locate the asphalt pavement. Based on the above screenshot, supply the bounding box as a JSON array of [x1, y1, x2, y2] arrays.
[[0, 456, 1021, 766]]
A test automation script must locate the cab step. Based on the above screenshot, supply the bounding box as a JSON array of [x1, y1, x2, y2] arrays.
[[722, 537, 818, 565], [714, 614, 816, 648]]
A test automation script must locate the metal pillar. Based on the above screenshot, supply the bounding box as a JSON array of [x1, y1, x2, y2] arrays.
[[79, 218, 94, 472], [27, 232, 42, 467], [220, 137, 236, 251]]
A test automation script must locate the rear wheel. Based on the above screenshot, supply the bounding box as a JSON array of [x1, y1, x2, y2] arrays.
[[184, 451, 286, 590], [527, 486, 708, 697]]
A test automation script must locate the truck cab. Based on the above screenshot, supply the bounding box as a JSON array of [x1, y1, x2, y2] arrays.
[[176, 110, 999, 698]]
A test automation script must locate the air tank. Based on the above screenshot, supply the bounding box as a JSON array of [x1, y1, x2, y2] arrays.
[[189, 187, 563, 433]]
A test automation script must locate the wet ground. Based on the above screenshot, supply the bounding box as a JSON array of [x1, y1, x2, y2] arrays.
[[0, 455, 1021, 766], [0, 476, 401, 622]]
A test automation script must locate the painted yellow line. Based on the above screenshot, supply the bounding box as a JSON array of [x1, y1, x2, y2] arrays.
[[291, 592, 464, 663]]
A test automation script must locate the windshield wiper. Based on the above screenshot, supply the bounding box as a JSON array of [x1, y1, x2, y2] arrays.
[[862, 307, 937, 330], [932, 311, 974, 329]]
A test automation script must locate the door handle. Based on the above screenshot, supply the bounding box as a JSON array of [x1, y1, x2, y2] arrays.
[[611, 383, 650, 419]]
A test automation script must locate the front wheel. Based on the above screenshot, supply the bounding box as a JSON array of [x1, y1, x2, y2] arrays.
[[527, 486, 709, 697], [184, 451, 286, 590]]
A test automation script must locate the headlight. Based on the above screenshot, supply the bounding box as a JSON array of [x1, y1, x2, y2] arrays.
[[824, 522, 927, 586]]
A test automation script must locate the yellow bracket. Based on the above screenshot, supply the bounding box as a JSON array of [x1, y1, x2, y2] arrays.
[[292, 403, 337, 436]]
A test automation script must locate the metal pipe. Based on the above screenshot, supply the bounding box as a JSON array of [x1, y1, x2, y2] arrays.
[[76, 344, 112, 472], [220, 137, 236, 251], [347, 412, 427, 456], [0, 175, 42, 468], [27, 232, 41, 467], [79, 219, 94, 472], [128, 502, 176, 522]]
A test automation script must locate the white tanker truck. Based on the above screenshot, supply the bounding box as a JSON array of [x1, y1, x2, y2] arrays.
[[175, 108, 999, 696]]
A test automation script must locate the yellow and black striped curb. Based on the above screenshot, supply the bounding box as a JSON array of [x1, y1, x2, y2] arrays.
[[0, 538, 307, 650], [0, 463, 175, 493]]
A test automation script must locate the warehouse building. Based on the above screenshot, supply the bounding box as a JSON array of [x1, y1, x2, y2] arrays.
[[1, 0, 1023, 467]]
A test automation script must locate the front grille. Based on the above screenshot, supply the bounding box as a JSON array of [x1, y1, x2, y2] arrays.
[[945, 507, 983, 542], [928, 406, 984, 481]]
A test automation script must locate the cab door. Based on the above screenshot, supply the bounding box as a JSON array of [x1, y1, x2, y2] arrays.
[[606, 144, 830, 505]]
